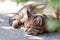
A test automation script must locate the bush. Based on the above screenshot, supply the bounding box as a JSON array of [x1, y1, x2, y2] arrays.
[[45, 17, 60, 32]]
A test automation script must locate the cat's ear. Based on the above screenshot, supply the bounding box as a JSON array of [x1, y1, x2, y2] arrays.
[[34, 17, 42, 25]]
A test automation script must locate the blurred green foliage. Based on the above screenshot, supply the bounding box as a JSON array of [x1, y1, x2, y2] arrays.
[[47, 0, 60, 9], [11, 0, 28, 4], [45, 17, 60, 32], [47, 0, 60, 20]]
